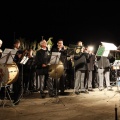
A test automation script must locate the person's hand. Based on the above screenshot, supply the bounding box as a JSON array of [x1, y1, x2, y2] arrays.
[[63, 46, 67, 50], [42, 64, 47, 67]]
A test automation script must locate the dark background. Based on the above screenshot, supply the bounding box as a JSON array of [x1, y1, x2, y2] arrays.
[[0, 1, 120, 52]]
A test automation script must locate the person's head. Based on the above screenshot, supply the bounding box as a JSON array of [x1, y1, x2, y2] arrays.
[[40, 39, 47, 48], [14, 40, 21, 49], [76, 41, 84, 53], [77, 41, 82, 46], [0, 39, 3, 48], [57, 39, 64, 48], [28, 48, 33, 57]]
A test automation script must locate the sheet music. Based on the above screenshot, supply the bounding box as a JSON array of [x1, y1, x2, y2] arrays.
[[2, 48, 17, 59], [113, 60, 120, 66], [0, 48, 17, 64], [20, 56, 29, 65], [49, 52, 61, 64], [0, 55, 11, 64], [102, 50, 110, 57]]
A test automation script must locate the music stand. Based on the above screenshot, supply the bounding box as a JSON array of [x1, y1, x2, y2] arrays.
[[0, 49, 17, 107], [17, 55, 29, 102], [45, 52, 65, 106]]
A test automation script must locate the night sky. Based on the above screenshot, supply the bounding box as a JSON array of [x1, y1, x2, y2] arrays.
[[0, 1, 120, 52]]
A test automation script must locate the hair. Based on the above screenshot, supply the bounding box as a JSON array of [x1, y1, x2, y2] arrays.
[[40, 39, 46, 46], [77, 41, 82, 45], [57, 39, 63, 43], [14, 39, 20, 44]]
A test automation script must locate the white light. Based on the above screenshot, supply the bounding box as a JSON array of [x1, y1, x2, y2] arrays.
[[88, 46, 94, 52]]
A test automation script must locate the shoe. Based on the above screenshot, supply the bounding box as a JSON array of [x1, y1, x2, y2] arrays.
[[40, 91, 45, 98], [75, 91, 80, 95], [49, 90, 55, 97], [13, 99, 20, 105], [99, 87, 104, 91], [99, 89, 103, 91], [60, 91, 65, 95], [81, 90, 89, 94], [88, 88, 94, 92], [107, 88, 113, 91], [49, 93, 55, 97]]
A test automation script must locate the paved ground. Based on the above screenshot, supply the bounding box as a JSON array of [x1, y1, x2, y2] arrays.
[[0, 86, 120, 120]]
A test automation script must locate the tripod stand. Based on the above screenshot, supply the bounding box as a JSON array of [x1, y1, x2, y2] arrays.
[[44, 52, 65, 106]]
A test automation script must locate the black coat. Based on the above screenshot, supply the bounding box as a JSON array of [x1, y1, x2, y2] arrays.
[[97, 56, 110, 69], [74, 52, 89, 71], [35, 49, 51, 75], [87, 54, 96, 71]]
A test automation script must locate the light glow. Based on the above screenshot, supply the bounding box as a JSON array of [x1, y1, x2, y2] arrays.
[[88, 46, 94, 52]]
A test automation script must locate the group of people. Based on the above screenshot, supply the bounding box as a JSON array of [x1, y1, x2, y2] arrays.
[[0, 38, 116, 105], [74, 41, 115, 95]]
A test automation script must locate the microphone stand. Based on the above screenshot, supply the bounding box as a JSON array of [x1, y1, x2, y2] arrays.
[[115, 104, 118, 120]]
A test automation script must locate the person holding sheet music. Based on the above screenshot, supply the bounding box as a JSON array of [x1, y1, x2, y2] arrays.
[[23, 48, 36, 93], [51, 39, 68, 95], [97, 53, 115, 91], [35, 39, 55, 98]]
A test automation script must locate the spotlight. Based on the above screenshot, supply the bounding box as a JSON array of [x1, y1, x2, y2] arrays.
[[88, 46, 94, 52]]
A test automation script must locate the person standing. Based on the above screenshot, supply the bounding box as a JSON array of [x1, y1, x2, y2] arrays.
[[52, 39, 68, 95], [35, 39, 54, 98], [97, 53, 115, 91], [12, 40, 23, 105], [74, 41, 89, 95], [86, 46, 96, 91]]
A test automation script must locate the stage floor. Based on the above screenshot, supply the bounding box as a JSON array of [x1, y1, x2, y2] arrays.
[[0, 86, 120, 120]]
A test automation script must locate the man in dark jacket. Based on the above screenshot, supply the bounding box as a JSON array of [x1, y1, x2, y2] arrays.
[[51, 39, 68, 95], [74, 41, 89, 95], [35, 39, 54, 98]]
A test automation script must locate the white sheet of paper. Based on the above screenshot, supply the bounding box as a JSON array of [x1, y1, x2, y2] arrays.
[[20, 56, 29, 65], [113, 60, 120, 66], [101, 42, 117, 50], [0, 48, 17, 64], [102, 50, 110, 57], [49, 52, 61, 64]]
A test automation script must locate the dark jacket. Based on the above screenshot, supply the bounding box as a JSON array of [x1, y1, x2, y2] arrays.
[[74, 52, 89, 71], [87, 53, 96, 71], [97, 56, 110, 69], [35, 49, 51, 75]]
